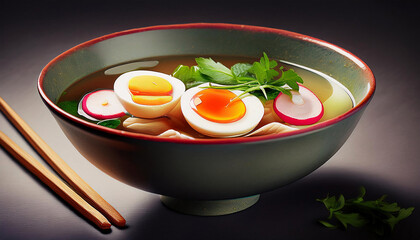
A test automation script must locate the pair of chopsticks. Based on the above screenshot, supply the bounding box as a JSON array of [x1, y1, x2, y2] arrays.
[[0, 97, 126, 230]]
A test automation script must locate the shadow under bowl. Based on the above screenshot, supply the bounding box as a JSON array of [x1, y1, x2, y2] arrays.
[[38, 23, 375, 216]]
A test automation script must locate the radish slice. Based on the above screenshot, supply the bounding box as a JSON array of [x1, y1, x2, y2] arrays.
[[273, 85, 324, 125], [81, 90, 126, 120]]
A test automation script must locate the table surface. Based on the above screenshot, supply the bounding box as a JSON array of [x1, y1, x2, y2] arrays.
[[1, 1, 419, 239]]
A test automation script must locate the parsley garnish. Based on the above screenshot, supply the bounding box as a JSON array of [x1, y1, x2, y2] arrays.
[[97, 119, 121, 129], [317, 186, 415, 236], [172, 53, 303, 101], [57, 100, 79, 117]]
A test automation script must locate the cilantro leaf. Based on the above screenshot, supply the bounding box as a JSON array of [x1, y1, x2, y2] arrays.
[[275, 69, 303, 90], [318, 220, 338, 229], [97, 119, 121, 129], [350, 186, 366, 203], [248, 53, 279, 85], [231, 63, 252, 78], [195, 57, 237, 85], [259, 53, 279, 82], [249, 61, 268, 84], [317, 187, 415, 236], [172, 65, 210, 89], [57, 100, 79, 117], [386, 207, 415, 230], [379, 202, 401, 212], [317, 195, 335, 212], [334, 212, 368, 229], [317, 194, 345, 219]]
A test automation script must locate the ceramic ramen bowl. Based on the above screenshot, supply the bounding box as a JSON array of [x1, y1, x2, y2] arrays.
[[38, 23, 375, 216]]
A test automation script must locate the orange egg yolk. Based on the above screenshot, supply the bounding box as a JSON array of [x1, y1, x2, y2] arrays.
[[190, 88, 246, 123], [128, 75, 173, 105]]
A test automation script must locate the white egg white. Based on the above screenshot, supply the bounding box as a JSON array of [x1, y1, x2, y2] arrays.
[[180, 83, 264, 138], [114, 70, 185, 118]]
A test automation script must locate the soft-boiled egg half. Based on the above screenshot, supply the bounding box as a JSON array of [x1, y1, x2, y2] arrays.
[[180, 83, 264, 138], [114, 70, 185, 118]]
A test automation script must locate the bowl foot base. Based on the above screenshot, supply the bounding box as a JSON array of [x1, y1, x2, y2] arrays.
[[161, 194, 260, 216]]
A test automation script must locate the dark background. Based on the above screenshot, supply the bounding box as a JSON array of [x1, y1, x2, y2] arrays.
[[1, 0, 419, 239]]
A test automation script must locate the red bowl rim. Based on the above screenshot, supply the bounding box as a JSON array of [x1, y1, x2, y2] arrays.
[[38, 23, 376, 145]]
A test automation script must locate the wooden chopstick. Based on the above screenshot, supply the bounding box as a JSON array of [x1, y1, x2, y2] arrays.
[[0, 131, 111, 229], [0, 97, 126, 227]]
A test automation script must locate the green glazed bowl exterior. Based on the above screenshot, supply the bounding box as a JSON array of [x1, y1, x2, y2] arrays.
[[38, 23, 375, 200]]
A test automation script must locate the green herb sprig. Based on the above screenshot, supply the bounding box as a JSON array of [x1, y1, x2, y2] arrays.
[[317, 186, 415, 236], [172, 53, 303, 101]]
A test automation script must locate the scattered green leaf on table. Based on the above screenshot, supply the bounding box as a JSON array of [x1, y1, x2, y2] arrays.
[[317, 186, 415, 236]]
